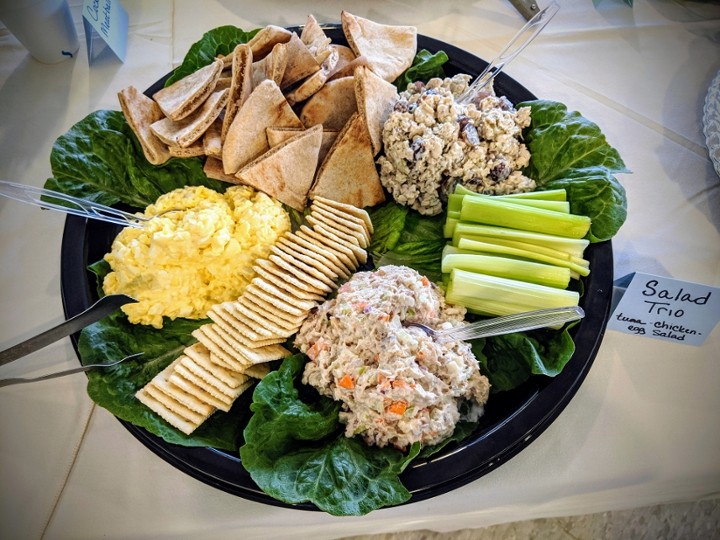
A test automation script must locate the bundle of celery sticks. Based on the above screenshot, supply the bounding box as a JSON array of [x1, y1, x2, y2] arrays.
[[443, 186, 591, 317]]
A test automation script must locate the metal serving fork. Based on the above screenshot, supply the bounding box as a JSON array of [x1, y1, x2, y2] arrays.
[[403, 305, 585, 341], [0, 180, 179, 228]]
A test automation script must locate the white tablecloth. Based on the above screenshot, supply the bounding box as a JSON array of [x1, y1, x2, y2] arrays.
[[1, 1, 719, 538]]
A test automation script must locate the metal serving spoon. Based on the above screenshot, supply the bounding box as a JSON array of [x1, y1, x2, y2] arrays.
[[456, 0, 560, 104], [403, 305, 584, 341], [0, 180, 179, 228]]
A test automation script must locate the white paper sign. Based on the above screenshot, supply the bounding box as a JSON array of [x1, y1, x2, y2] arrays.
[[608, 272, 720, 346], [82, 0, 128, 63]]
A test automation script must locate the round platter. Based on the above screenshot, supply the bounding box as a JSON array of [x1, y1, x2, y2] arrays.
[[60, 25, 614, 510]]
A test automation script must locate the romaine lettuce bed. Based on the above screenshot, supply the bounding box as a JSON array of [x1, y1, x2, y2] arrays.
[[46, 25, 628, 515]]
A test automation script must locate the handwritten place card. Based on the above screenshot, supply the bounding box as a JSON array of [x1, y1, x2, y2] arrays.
[[608, 272, 720, 346], [82, 0, 128, 63]]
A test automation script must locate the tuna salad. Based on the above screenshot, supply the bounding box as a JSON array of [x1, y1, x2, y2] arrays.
[[377, 74, 534, 216], [295, 265, 490, 450]]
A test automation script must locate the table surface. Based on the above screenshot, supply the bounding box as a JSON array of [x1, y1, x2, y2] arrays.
[[1, 1, 719, 538]]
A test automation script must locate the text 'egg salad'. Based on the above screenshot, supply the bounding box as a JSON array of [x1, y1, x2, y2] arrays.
[[103, 185, 291, 328]]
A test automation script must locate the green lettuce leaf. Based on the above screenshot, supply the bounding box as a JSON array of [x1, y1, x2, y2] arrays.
[[165, 26, 260, 87], [44, 110, 226, 209], [240, 355, 417, 516], [518, 99, 629, 242], [544, 166, 627, 242], [520, 100, 629, 180], [367, 200, 409, 254], [472, 325, 576, 392], [368, 201, 445, 282], [394, 49, 449, 90], [78, 311, 243, 450]]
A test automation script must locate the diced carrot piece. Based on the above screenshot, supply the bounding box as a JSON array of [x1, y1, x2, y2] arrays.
[[387, 400, 408, 415], [338, 374, 355, 389], [391, 379, 408, 390], [421, 276, 430, 286], [306, 340, 328, 361]]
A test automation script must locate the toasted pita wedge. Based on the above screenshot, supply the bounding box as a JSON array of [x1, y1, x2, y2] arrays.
[[355, 65, 398, 155], [310, 112, 385, 208], [151, 88, 229, 148], [221, 44, 253, 142], [153, 58, 224, 121], [327, 46, 367, 81], [203, 157, 244, 184], [117, 86, 170, 166], [280, 33, 321, 89], [247, 25, 293, 59], [301, 15, 332, 62], [252, 42, 288, 87], [217, 52, 234, 69], [203, 118, 223, 157], [300, 76, 357, 130], [222, 79, 303, 174], [284, 70, 327, 106], [266, 126, 338, 164], [214, 77, 232, 91], [341, 11, 416, 82], [168, 140, 205, 158], [236, 125, 322, 211]]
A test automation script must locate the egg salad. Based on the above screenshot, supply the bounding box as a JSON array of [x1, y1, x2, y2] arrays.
[[102, 185, 291, 328]]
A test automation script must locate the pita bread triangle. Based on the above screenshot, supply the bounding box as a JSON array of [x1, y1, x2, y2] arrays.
[[280, 33, 320, 89], [221, 43, 253, 142], [236, 124, 323, 211], [310, 112, 385, 208], [117, 86, 170, 166], [341, 11, 416, 82], [221, 79, 303, 175], [150, 88, 229, 148], [153, 58, 224, 121], [247, 25, 293, 59], [355, 65, 398, 156]]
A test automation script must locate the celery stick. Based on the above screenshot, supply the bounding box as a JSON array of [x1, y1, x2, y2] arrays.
[[496, 189, 568, 201], [460, 196, 591, 239], [442, 253, 571, 289], [497, 199, 570, 213], [454, 184, 568, 201], [453, 189, 569, 212], [452, 222, 589, 258], [469, 236, 592, 269], [447, 210, 461, 219], [447, 193, 464, 213], [442, 244, 477, 258], [447, 268, 580, 314], [444, 216, 459, 238], [457, 238, 590, 277]]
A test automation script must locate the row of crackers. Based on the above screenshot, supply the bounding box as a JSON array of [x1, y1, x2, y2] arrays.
[[136, 197, 373, 435]]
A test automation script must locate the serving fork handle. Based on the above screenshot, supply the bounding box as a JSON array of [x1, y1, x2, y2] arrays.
[[0, 180, 145, 228], [457, 1, 559, 104]]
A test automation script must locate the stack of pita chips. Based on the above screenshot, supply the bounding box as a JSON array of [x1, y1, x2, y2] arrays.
[[136, 197, 373, 435], [117, 11, 416, 210]]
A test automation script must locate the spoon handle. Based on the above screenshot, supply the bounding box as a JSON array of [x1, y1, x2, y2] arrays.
[[457, 1, 560, 104]]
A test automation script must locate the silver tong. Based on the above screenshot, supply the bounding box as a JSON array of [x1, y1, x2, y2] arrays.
[[0, 294, 138, 387]]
